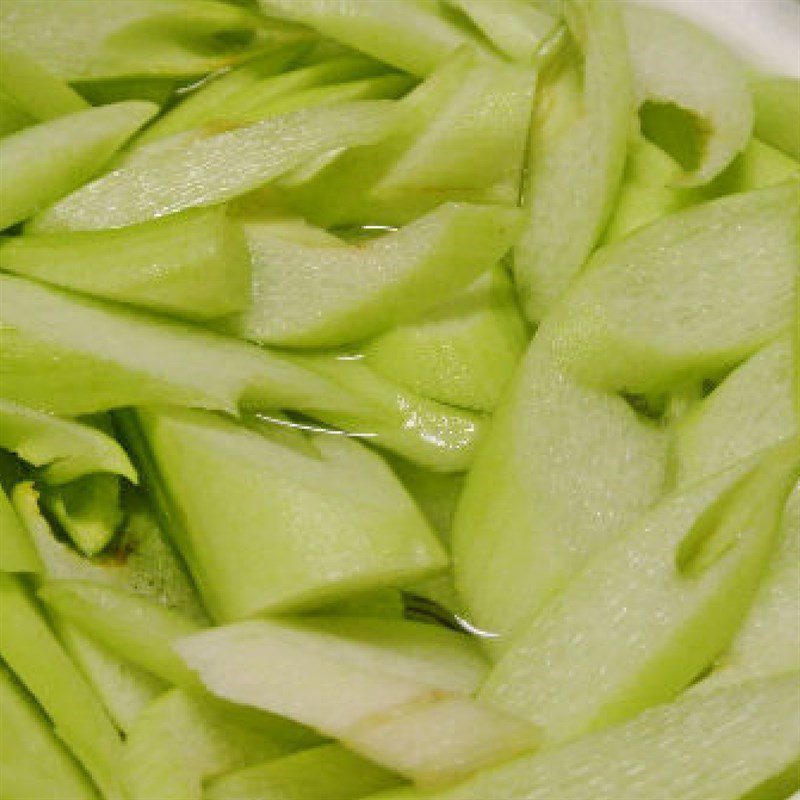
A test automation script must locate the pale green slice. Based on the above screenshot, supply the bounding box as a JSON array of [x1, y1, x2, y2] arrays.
[[0, 206, 252, 319], [0, 484, 41, 573], [206, 743, 400, 800], [0, 274, 356, 416], [0, 45, 88, 122], [123, 688, 313, 800], [0, 399, 135, 484], [228, 203, 521, 347], [31, 100, 400, 232], [0, 91, 35, 136], [0, 663, 99, 800], [443, 0, 558, 64], [257, 0, 490, 77], [0, 572, 126, 800], [752, 76, 800, 160], [514, 0, 633, 320], [133, 407, 446, 620], [0, 100, 157, 230], [481, 443, 799, 741], [366, 673, 800, 800], [0, 0, 271, 82], [549, 182, 800, 394], [623, 4, 753, 186], [365, 266, 527, 413], [177, 618, 540, 785]]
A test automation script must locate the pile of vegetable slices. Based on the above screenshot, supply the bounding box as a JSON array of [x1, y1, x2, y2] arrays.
[[0, 1, 798, 799]]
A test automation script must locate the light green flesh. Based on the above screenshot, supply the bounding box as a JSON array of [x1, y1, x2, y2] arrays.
[[365, 266, 528, 413], [0, 483, 41, 572], [31, 100, 399, 232], [205, 743, 401, 800], [0, 44, 88, 122], [0, 398, 136, 484], [0, 100, 157, 230], [623, 4, 753, 187], [0, 663, 99, 800], [39, 579, 203, 686], [1, 206, 252, 319], [481, 444, 799, 742], [0, 90, 35, 136], [123, 687, 314, 800], [177, 618, 540, 784], [288, 355, 487, 471], [134, 407, 446, 620], [368, 673, 800, 800], [257, 0, 491, 77], [751, 76, 800, 160], [0, 0, 270, 82], [443, 0, 557, 64], [0, 572, 126, 800], [514, 0, 633, 320], [227, 203, 521, 348], [0, 274, 357, 416]]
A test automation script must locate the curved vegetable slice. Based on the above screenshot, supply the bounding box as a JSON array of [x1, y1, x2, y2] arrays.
[[228, 203, 522, 347], [0, 274, 356, 416], [31, 100, 400, 232], [481, 442, 799, 741], [1, 206, 252, 319], [0, 485, 40, 573], [366, 672, 800, 800], [0, 100, 157, 230], [513, 0, 633, 320], [623, 4, 753, 187], [752, 76, 800, 160], [0, 399, 135, 484]]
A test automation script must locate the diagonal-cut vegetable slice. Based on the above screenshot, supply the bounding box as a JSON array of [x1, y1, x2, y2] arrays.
[[257, 0, 491, 77], [31, 100, 401, 232], [0, 484, 40, 573], [0, 572, 127, 800], [0, 399, 136, 484], [0, 663, 99, 800], [623, 5, 753, 187], [0, 100, 157, 230], [176, 618, 540, 785], [480, 442, 799, 741], [0, 274, 358, 416], [513, 0, 633, 320], [227, 203, 522, 347], [364, 672, 800, 800], [129, 407, 447, 620], [0, 91, 34, 137], [752, 76, 800, 160], [1, 206, 252, 319]]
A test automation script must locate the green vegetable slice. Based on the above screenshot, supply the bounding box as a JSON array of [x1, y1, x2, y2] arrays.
[[0, 484, 40, 573], [751, 76, 800, 160], [31, 100, 401, 232], [0, 663, 99, 800], [1, 206, 252, 319], [514, 0, 633, 320], [228, 203, 522, 347], [623, 4, 753, 186], [0, 100, 157, 230]]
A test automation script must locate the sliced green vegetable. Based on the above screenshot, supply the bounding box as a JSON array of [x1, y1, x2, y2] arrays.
[[368, 672, 800, 800], [481, 442, 799, 741], [205, 742, 400, 800], [0, 572, 127, 800], [0, 399, 136, 484], [228, 203, 522, 347], [365, 266, 528, 413], [257, 0, 490, 77], [751, 76, 800, 160], [1, 206, 252, 319], [0, 274, 357, 416], [0, 483, 40, 573], [0, 100, 157, 230], [123, 688, 313, 800], [623, 4, 753, 186], [31, 100, 400, 232], [0, 45, 88, 122], [0, 91, 35, 137], [514, 0, 633, 320], [0, 663, 99, 800]]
